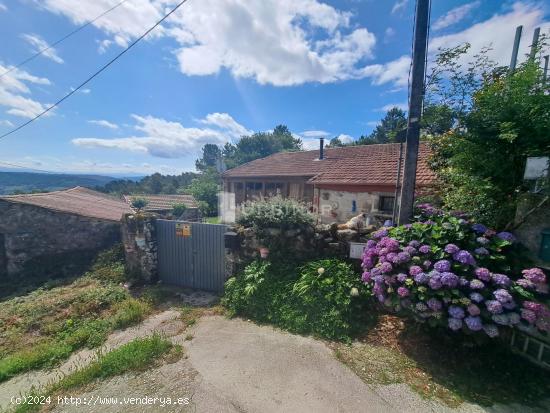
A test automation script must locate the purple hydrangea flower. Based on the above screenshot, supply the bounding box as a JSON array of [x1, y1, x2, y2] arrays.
[[448, 318, 463, 331], [469, 292, 484, 303], [496, 232, 516, 242], [372, 228, 389, 239], [434, 260, 451, 272], [453, 250, 476, 266], [475, 268, 491, 282], [516, 278, 535, 289], [403, 246, 417, 256], [492, 273, 511, 286], [379, 261, 393, 274], [467, 303, 480, 316], [397, 273, 408, 282], [485, 300, 503, 314], [521, 309, 537, 324], [503, 300, 516, 310], [397, 287, 410, 297], [423, 260, 432, 269], [522, 268, 546, 284], [409, 265, 423, 276], [523, 301, 544, 313], [366, 240, 377, 248], [419, 245, 431, 254], [429, 274, 442, 290], [476, 237, 490, 245], [494, 289, 512, 304], [459, 277, 469, 287], [441, 272, 459, 288], [472, 223, 488, 234], [483, 324, 499, 338], [408, 240, 420, 248], [444, 243, 460, 254], [361, 271, 372, 283], [470, 279, 485, 289], [448, 305, 465, 319], [386, 252, 398, 263], [414, 272, 428, 284], [427, 298, 442, 311], [396, 252, 411, 264], [465, 316, 483, 331], [474, 247, 489, 256]]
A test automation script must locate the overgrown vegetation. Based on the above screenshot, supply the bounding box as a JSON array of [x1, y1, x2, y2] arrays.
[[237, 197, 314, 231], [0, 246, 152, 382], [15, 334, 178, 413], [334, 314, 550, 408], [223, 259, 372, 341]]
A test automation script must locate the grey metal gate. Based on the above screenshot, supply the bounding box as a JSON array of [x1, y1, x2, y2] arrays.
[[156, 220, 227, 292]]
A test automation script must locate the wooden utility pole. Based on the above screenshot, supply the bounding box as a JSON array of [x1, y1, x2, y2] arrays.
[[530, 27, 541, 60], [397, 0, 431, 225]]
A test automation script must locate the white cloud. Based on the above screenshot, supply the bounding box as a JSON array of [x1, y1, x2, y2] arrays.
[[336, 133, 354, 144], [378, 102, 408, 112], [0, 119, 14, 127], [0, 3, 6, 12], [391, 0, 408, 15], [430, 2, 550, 68], [300, 130, 331, 138], [361, 55, 411, 87], [88, 119, 118, 129], [0, 64, 51, 118], [302, 139, 321, 150], [73, 112, 249, 158], [21, 33, 64, 64], [199, 112, 252, 138], [80, 88, 91, 94], [39, 0, 377, 86], [384, 27, 396, 43], [433, 1, 480, 31]]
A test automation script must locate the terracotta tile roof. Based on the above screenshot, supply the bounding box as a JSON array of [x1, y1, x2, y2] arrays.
[[123, 194, 198, 211], [0, 187, 132, 221], [223, 143, 435, 186]]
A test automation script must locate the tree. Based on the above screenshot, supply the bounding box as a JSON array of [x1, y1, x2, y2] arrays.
[[357, 107, 407, 145], [131, 197, 148, 211], [186, 170, 220, 217], [222, 124, 302, 168], [171, 203, 188, 218], [428, 46, 550, 228], [195, 144, 222, 172], [327, 137, 345, 147]]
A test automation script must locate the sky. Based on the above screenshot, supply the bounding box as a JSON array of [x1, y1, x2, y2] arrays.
[[0, 0, 548, 176]]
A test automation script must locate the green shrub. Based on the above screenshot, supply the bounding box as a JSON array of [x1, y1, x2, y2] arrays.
[[223, 258, 371, 341], [171, 202, 188, 217], [130, 197, 149, 211], [237, 196, 314, 231]]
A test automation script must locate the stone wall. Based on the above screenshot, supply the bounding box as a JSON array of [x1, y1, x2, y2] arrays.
[[121, 213, 158, 283], [0, 200, 121, 280], [224, 223, 372, 276]]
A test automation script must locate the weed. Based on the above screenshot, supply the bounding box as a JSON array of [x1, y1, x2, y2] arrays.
[[185, 334, 194, 341], [110, 298, 152, 330]]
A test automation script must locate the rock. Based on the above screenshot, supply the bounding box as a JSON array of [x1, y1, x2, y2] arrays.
[[336, 229, 358, 242]]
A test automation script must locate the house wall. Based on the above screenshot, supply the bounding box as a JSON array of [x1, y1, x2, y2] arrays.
[[315, 185, 395, 224], [514, 194, 550, 268], [0, 200, 121, 280]]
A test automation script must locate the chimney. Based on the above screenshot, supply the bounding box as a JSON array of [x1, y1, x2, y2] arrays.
[[319, 137, 324, 160]]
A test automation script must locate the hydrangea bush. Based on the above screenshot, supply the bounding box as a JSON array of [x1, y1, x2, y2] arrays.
[[361, 204, 550, 338]]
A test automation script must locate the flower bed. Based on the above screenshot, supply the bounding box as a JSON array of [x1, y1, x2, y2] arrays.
[[361, 204, 550, 339]]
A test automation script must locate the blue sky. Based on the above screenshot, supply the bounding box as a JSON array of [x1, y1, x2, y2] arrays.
[[0, 0, 548, 176]]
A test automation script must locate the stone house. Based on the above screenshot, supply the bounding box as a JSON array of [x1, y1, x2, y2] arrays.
[[222, 142, 435, 224], [0, 186, 132, 282], [123, 194, 199, 221]]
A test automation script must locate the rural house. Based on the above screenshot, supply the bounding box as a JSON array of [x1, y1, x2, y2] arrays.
[[0, 186, 132, 281], [123, 194, 199, 220], [222, 142, 435, 223]]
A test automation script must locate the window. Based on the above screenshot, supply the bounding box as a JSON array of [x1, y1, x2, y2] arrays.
[[379, 196, 395, 213], [245, 182, 263, 201], [265, 182, 284, 197]]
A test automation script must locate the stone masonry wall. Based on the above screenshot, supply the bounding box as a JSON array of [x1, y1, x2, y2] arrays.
[[121, 213, 158, 283], [0, 200, 121, 279]]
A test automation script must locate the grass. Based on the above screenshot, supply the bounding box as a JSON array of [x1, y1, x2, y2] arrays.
[[204, 216, 221, 224], [0, 246, 153, 383], [14, 335, 179, 413], [334, 314, 550, 408]]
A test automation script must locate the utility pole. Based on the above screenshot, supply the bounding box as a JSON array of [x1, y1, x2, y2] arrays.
[[543, 55, 549, 85], [398, 0, 431, 225], [509, 26, 523, 71], [530, 27, 541, 60]]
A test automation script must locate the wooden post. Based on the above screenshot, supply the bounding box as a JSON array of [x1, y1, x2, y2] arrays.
[[398, 0, 430, 225]]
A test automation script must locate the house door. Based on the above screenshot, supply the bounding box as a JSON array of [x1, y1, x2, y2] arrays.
[[289, 183, 301, 200]]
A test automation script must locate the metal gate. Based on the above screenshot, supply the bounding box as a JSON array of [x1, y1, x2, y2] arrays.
[[156, 220, 227, 292]]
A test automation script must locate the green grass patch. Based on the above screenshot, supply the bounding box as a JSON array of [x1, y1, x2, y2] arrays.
[[15, 335, 178, 413], [0, 246, 153, 382]]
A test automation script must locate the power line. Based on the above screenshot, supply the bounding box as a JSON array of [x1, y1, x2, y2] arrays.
[[0, 161, 59, 174], [0, 0, 190, 142], [0, 0, 129, 79]]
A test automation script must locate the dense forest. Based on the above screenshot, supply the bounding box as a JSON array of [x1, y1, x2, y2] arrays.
[[0, 172, 118, 195]]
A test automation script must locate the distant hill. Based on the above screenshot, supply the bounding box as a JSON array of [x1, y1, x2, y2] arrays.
[[0, 172, 119, 195]]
